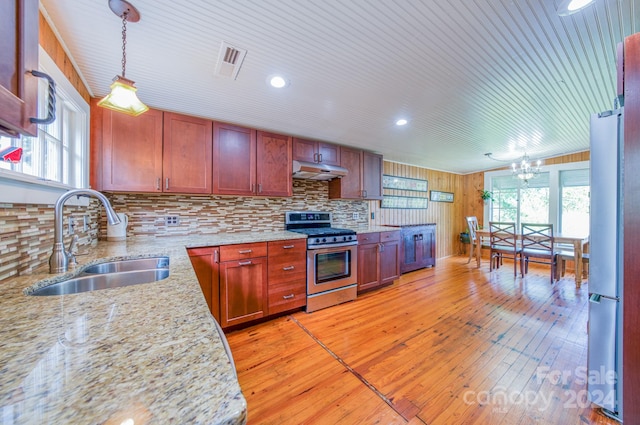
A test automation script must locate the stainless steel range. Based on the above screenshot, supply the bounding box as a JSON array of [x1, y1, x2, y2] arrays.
[[285, 211, 358, 312]]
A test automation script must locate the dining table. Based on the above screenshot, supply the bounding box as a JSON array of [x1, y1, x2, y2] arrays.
[[474, 229, 589, 288]]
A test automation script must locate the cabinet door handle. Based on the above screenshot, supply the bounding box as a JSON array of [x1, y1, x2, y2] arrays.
[[419, 234, 424, 240], [258, 183, 262, 193], [283, 245, 295, 249], [283, 266, 295, 271], [165, 178, 170, 190], [363, 190, 367, 198], [214, 250, 219, 264], [29, 71, 56, 125], [238, 260, 252, 266], [156, 178, 161, 191], [318, 153, 323, 162], [283, 294, 295, 300], [379, 243, 384, 252], [238, 249, 253, 254]]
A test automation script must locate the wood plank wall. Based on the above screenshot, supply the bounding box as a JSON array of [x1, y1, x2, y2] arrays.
[[369, 151, 591, 260], [369, 161, 466, 259], [623, 32, 640, 424], [38, 12, 91, 103]]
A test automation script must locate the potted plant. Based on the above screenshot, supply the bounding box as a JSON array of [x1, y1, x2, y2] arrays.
[[480, 190, 494, 202], [460, 230, 470, 244]]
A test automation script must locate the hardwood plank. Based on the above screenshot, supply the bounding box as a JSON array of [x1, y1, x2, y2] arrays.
[[226, 256, 618, 425]]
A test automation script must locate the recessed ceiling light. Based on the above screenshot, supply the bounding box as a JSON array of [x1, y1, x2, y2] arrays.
[[268, 75, 288, 88], [557, 0, 595, 16], [396, 119, 408, 126]]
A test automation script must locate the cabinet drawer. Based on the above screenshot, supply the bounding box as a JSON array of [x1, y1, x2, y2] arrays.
[[380, 230, 401, 242], [220, 242, 267, 262], [268, 279, 306, 315], [358, 232, 380, 244], [268, 258, 306, 282], [268, 239, 307, 259]]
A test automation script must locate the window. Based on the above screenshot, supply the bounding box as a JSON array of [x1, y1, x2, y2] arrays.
[[560, 169, 590, 235], [485, 161, 589, 235], [0, 48, 89, 204], [489, 173, 550, 228]]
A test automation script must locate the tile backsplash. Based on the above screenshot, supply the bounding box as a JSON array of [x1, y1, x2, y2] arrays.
[[102, 180, 369, 238], [0, 180, 367, 282]]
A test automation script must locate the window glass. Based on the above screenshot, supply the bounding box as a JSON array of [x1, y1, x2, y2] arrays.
[[560, 169, 590, 234], [490, 173, 550, 227], [486, 162, 589, 237]]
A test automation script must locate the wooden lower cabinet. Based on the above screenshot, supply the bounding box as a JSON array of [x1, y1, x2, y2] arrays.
[[188, 239, 306, 329], [267, 239, 307, 315], [220, 255, 268, 328], [357, 230, 400, 293], [400, 224, 436, 274], [187, 247, 220, 322], [379, 231, 401, 285]]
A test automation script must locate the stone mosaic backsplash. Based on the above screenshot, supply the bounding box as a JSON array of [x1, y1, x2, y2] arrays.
[[0, 203, 100, 281], [0, 180, 368, 282], [102, 180, 369, 238]]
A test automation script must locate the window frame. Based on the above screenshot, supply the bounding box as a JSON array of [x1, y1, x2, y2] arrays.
[[0, 47, 90, 206], [483, 160, 589, 234]]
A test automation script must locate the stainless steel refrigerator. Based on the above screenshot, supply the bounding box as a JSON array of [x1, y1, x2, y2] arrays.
[[588, 107, 623, 422]]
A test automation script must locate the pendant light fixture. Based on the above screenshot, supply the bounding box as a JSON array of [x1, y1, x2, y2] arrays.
[[97, 0, 149, 116]]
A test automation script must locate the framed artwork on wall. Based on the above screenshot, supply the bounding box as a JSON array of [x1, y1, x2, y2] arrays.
[[382, 175, 428, 192], [380, 196, 429, 209], [430, 190, 454, 202]]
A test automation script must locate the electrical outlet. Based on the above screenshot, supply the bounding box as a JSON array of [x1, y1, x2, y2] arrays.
[[68, 217, 75, 234], [352, 212, 360, 220], [165, 216, 180, 226]]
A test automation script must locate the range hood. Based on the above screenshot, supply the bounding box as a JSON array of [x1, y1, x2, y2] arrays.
[[292, 160, 348, 181]]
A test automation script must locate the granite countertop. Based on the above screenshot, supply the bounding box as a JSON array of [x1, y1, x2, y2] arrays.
[[0, 230, 305, 425], [348, 225, 401, 234]]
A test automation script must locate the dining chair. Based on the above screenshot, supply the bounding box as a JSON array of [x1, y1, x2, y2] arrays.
[[489, 222, 521, 276], [520, 223, 558, 284], [465, 216, 490, 267]]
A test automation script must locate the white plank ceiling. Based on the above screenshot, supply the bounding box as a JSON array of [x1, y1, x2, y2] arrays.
[[40, 0, 639, 173]]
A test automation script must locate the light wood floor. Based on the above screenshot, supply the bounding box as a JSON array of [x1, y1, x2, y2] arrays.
[[226, 256, 619, 425]]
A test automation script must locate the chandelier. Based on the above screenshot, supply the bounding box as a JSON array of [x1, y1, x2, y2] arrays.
[[484, 152, 543, 184], [511, 154, 541, 183]]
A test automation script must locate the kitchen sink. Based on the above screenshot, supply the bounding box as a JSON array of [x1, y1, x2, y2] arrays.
[[82, 256, 169, 274], [29, 256, 171, 296], [30, 268, 170, 296]]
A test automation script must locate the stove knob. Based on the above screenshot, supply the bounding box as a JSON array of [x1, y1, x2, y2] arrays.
[[315, 238, 321, 244], [333, 237, 338, 242], [322, 238, 327, 243], [346, 236, 352, 241]]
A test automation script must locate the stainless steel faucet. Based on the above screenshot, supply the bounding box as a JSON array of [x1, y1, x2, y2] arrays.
[[49, 189, 120, 273]]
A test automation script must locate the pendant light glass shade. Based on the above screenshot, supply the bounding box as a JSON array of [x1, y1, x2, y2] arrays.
[[99, 0, 148, 116], [98, 76, 149, 116]]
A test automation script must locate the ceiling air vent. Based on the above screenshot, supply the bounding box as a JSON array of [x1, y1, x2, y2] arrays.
[[214, 42, 247, 80]]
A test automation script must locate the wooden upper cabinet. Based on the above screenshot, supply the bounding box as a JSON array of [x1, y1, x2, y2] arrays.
[[256, 131, 292, 197], [213, 122, 256, 196], [329, 148, 383, 200], [98, 106, 164, 192], [0, 0, 39, 137], [292, 137, 340, 166], [163, 112, 212, 194], [329, 146, 362, 199]]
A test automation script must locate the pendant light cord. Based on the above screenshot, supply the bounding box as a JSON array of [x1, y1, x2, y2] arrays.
[[121, 12, 128, 77]]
